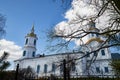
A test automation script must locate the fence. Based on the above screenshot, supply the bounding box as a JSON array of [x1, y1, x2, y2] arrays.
[[23, 75, 120, 80], [13, 61, 120, 80]]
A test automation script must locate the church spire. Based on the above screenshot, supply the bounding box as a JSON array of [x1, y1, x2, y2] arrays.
[[26, 24, 37, 38], [89, 19, 95, 28], [31, 24, 34, 33]]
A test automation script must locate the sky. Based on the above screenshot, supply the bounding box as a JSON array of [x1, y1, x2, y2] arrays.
[[0, 0, 67, 70], [0, 0, 119, 70], [0, 1, 66, 55]]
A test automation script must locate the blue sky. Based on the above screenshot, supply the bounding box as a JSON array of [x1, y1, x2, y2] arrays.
[[0, 0, 66, 54], [0, 0, 70, 70], [0, 0, 119, 70]]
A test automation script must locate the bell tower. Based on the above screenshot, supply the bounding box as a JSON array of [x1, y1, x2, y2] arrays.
[[22, 25, 38, 58], [85, 20, 104, 44]]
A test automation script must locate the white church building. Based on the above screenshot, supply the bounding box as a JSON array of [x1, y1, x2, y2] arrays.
[[14, 21, 113, 77]]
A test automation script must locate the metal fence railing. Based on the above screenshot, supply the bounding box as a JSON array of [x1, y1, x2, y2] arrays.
[[24, 75, 120, 80]]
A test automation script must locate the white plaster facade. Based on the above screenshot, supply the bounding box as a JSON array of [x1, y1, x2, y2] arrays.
[[15, 53, 85, 77], [14, 22, 113, 77]]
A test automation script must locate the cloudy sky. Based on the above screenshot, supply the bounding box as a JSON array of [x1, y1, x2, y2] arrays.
[[55, 0, 111, 46], [0, 0, 119, 70], [0, 39, 22, 60], [0, 0, 65, 70], [0, 39, 23, 70]]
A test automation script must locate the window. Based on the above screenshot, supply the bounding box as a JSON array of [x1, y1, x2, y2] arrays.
[[25, 38, 28, 44], [44, 64, 48, 73], [60, 64, 63, 73], [101, 50, 105, 56], [23, 51, 26, 56], [34, 39, 36, 45], [91, 33, 94, 37], [36, 65, 40, 73], [52, 64, 56, 72], [86, 52, 90, 57], [90, 22, 95, 27], [96, 67, 100, 73], [71, 62, 76, 71], [94, 51, 97, 56], [28, 66, 31, 68], [104, 67, 109, 73], [96, 33, 99, 37], [32, 51, 35, 57]]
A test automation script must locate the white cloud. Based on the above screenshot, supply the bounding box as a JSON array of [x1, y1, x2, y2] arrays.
[[0, 39, 22, 61], [65, 0, 97, 21], [55, 0, 110, 46]]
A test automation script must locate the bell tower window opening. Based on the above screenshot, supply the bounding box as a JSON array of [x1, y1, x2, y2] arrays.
[[23, 51, 26, 56], [91, 33, 94, 37], [89, 20, 95, 27], [34, 39, 36, 45], [32, 51, 35, 57], [101, 50, 105, 56], [96, 33, 99, 37], [92, 23, 95, 27], [25, 38, 28, 45]]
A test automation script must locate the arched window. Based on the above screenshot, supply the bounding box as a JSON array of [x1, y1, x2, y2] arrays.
[[52, 63, 56, 72], [32, 51, 35, 57], [25, 38, 28, 44], [101, 50, 105, 56], [60, 63, 63, 73], [71, 62, 76, 71], [96, 67, 100, 73], [36, 65, 40, 73], [104, 67, 109, 73], [44, 64, 48, 73], [23, 51, 26, 56], [34, 39, 36, 45]]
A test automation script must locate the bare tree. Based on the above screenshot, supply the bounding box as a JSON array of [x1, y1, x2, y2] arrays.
[[47, 0, 120, 57], [46, 52, 80, 79], [0, 52, 10, 71], [17, 66, 36, 80], [46, 0, 120, 77], [110, 59, 120, 76], [0, 13, 6, 38], [0, 14, 9, 72], [57, 53, 78, 79], [48, 0, 120, 51]]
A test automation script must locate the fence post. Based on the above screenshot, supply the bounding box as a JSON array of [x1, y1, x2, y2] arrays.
[[63, 59, 67, 80], [15, 64, 19, 80]]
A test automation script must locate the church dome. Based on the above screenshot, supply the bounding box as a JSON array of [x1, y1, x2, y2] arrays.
[[26, 25, 37, 38], [27, 32, 37, 37], [85, 37, 104, 44]]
